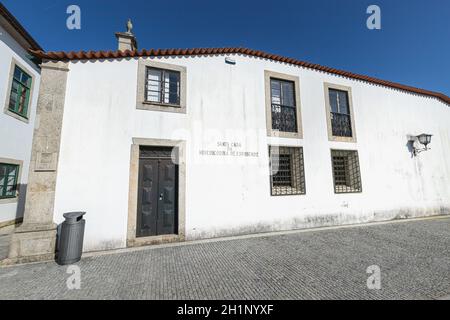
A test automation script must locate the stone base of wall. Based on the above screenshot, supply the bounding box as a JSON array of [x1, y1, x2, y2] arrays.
[[1, 223, 57, 266]]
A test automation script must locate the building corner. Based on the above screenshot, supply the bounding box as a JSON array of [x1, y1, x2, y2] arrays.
[[4, 60, 70, 265]]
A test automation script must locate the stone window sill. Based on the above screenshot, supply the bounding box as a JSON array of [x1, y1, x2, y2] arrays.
[[0, 196, 19, 205], [4, 109, 29, 124], [142, 101, 181, 109]]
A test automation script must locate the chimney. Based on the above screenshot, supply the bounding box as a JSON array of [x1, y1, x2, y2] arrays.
[[115, 19, 138, 51]]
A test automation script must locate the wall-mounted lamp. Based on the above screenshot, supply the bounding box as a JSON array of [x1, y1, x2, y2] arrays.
[[411, 133, 433, 156]]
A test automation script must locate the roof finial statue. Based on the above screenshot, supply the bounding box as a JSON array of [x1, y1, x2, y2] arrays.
[[126, 18, 133, 34], [115, 18, 138, 51]]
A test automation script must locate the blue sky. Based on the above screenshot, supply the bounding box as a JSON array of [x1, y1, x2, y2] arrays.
[[3, 0, 450, 96]]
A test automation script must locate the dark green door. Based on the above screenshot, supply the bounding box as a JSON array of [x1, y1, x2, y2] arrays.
[[137, 148, 178, 238]]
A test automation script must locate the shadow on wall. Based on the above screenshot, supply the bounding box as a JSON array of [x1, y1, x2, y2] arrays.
[[406, 139, 415, 158], [15, 184, 27, 222]]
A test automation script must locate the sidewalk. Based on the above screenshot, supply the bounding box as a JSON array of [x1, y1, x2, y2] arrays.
[[0, 216, 449, 300]]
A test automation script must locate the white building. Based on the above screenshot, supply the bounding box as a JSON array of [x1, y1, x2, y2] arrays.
[[6, 26, 450, 263], [0, 3, 41, 228]]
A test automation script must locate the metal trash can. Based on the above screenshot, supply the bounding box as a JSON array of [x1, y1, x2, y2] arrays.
[[57, 212, 86, 265]]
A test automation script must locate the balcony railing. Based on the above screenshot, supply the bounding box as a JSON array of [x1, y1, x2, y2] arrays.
[[271, 104, 297, 133], [331, 112, 352, 137]]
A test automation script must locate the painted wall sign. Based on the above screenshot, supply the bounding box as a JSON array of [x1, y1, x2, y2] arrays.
[[199, 141, 259, 157]]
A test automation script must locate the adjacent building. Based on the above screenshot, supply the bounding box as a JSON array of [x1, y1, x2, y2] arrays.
[[0, 3, 41, 228], [5, 24, 450, 263]]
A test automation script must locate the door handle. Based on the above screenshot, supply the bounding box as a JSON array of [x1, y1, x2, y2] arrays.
[[159, 193, 163, 201]]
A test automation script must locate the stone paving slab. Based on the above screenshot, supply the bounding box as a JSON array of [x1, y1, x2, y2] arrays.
[[0, 217, 449, 300]]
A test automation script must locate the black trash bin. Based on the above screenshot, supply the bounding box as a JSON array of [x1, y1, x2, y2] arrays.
[[57, 212, 86, 265]]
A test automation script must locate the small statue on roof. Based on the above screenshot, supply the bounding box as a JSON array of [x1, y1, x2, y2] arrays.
[[126, 18, 133, 34]]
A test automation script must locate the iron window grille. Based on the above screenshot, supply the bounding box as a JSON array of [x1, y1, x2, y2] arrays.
[[145, 67, 181, 106], [270, 78, 297, 133], [331, 150, 362, 193], [8, 65, 32, 118], [0, 163, 19, 199], [329, 88, 352, 137], [269, 146, 305, 196]]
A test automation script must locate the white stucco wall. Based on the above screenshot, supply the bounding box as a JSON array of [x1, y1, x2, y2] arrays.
[[0, 24, 40, 224], [53, 54, 450, 252]]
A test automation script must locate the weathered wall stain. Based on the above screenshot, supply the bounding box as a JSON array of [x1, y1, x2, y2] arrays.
[[83, 239, 124, 253], [186, 207, 450, 241]]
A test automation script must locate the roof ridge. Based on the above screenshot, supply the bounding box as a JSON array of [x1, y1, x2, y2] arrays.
[[29, 47, 450, 106]]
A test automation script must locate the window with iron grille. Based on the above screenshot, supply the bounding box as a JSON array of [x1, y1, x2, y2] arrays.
[[270, 79, 297, 133], [328, 88, 352, 137], [145, 67, 181, 106], [331, 150, 362, 193], [8, 66, 32, 119], [0, 163, 19, 199], [269, 146, 305, 196]]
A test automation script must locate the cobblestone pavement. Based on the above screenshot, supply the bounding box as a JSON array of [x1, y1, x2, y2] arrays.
[[0, 217, 449, 300]]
